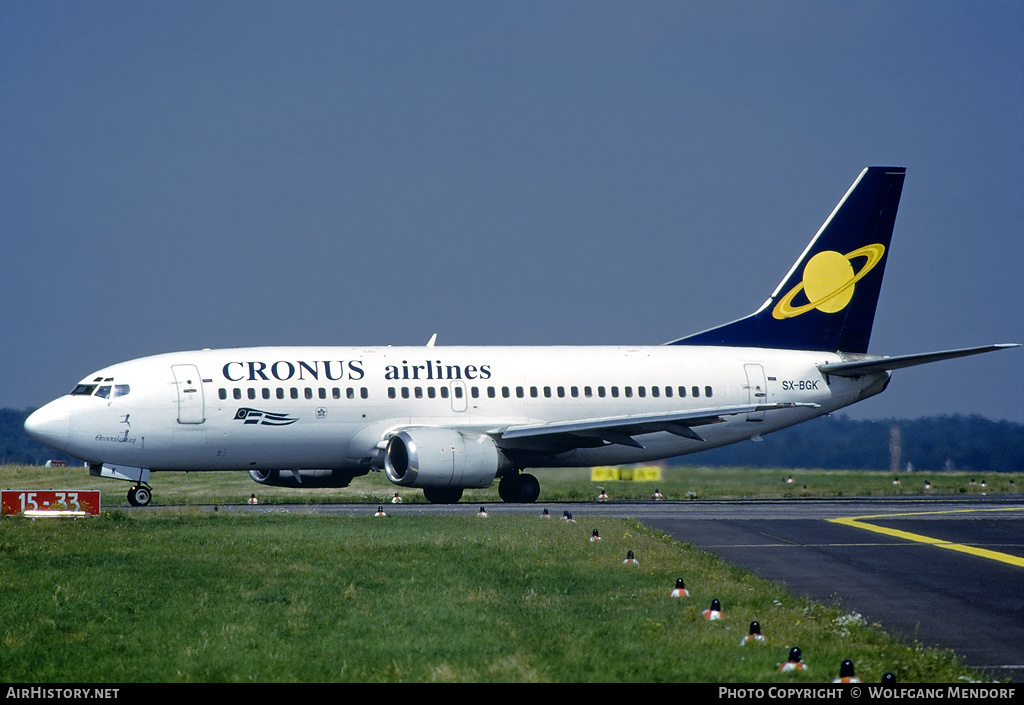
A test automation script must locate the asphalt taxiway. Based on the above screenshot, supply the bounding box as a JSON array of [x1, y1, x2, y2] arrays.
[[639, 497, 1024, 683], [213, 495, 1024, 681]]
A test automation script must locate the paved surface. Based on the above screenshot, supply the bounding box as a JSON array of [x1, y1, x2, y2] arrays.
[[638, 498, 1024, 682], [192, 495, 1024, 681]]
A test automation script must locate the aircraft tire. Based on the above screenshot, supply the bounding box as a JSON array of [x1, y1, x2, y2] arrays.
[[516, 473, 541, 503], [497, 475, 515, 502], [498, 473, 541, 503], [422, 486, 463, 504], [128, 485, 151, 507]]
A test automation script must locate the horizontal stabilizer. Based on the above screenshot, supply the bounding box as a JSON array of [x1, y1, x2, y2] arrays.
[[819, 344, 1019, 377]]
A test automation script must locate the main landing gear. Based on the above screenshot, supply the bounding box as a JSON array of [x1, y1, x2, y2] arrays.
[[418, 473, 542, 504], [422, 486, 464, 504], [498, 472, 541, 504], [127, 484, 152, 507]]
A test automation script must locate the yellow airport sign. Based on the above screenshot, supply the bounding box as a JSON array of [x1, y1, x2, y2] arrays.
[[591, 466, 663, 482]]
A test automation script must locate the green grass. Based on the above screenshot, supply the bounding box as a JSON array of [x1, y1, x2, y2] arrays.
[[1, 463, 1016, 682], [0, 510, 980, 683], [0, 463, 1019, 506]]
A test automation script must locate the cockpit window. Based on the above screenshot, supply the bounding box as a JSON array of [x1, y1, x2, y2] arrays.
[[70, 381, 130, 398]]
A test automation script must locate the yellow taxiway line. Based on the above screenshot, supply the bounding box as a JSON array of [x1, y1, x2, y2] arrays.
[[828, 508, 1024, 568]]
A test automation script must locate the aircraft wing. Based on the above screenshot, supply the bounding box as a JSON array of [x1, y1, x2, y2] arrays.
[[819, 344, 1019, 377], [498, 402, 818, 449]]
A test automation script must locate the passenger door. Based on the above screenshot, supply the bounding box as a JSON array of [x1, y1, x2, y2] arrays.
[[171, 364, 206, 424], [744, 364, 767, 422]]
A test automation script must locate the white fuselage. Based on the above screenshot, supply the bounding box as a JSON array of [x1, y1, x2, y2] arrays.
[[26, 344, 887, 475]]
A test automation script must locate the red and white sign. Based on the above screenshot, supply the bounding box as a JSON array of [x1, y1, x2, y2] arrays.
[[1, 490, 101, 516]]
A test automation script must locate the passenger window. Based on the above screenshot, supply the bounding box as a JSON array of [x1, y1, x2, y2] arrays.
[[624, 386, 633, 398], [705, 386, 713, 398], [262, 388, 271, 400], [570, 386, 579, 398], [233, 389, 242, 400], [516, 386, 525, 398], [665, 386, 673, 398], [319, 388, 327, 399], [584, 386, 593, 397], [346, 388, 355, 399], [471, 387, 479, 398], [487, 387, 496, 398], [401, 388, 410, 399], [360, 388, 368, 399], [502, 387, 511, 398], [679, 386, 687, 398], [530, 386, 538, 398], [428, 387, 436, 399], [277, 388, 285, 399], [454, 387, 463, 399], [248, 388, 256, 400], [611, 387, 619, 398], [598, 386, 606, 398], [290, 388, 299, 400], [388, 387, 397, 399], [333, 388, 341, 399], [692, 386, 700, 398], [543, 386, 552, 398], [441, 387, 449, 399], [218, 388, 227, 400], [650, 386, 659, 398], [415, 387, 423, 399]]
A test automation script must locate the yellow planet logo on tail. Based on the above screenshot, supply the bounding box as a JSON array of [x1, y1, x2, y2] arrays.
[[772, 244, 885, 319]]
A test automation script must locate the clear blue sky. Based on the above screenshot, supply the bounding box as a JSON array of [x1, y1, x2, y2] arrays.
[[2, 2, 1022, 421]]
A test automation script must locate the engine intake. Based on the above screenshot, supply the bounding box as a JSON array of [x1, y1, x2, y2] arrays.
[[384, 428, 509, 489]]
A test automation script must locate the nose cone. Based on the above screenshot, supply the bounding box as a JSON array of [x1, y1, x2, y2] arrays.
[[25, 401, 70, 453]]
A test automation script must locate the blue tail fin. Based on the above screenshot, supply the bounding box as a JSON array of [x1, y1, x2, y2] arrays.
[[669, 166, 906, 354]]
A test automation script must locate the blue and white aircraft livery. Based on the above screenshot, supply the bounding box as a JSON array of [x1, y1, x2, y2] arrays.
[[24, 168, 1018, 505]]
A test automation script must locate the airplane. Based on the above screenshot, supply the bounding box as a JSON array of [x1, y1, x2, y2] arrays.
[[24, 166, 1018, 506]]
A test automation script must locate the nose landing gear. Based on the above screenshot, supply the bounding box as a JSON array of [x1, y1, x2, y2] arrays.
[[89, 464, 154, 507], [127, 484, 152, 507]]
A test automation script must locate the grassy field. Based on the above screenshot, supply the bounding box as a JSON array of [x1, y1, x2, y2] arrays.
[[0, 510, 981, 683], [1, 463, 1020, 506], [1, 463, 1018, 683]]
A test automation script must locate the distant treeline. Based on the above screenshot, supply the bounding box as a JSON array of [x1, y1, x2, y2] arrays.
[[674, 413, 1024, 473], [2, 407, 1022, 472]]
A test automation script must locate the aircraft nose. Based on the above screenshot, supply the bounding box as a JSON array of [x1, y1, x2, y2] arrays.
[[24, 402, 70, 452]]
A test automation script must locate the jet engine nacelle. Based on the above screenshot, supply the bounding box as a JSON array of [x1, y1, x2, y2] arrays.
[[248, 468, 365, 488], [384, 428, 510, 489]]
